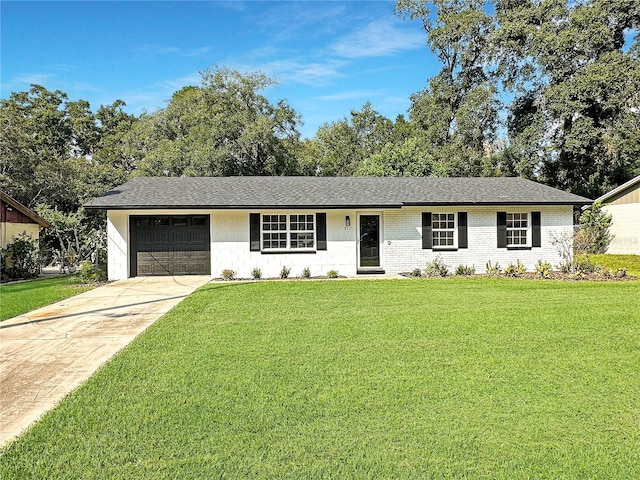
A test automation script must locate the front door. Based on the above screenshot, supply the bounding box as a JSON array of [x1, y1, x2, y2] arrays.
[[359, 214, 380, 269]]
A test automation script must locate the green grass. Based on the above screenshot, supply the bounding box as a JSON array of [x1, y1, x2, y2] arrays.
[[0, 275, 94, 321], [588, 253, 640, 277], [1, 278, 639, 478]]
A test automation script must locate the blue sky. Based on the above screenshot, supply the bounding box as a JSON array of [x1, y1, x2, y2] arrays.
[[1, 1, 441, 138]]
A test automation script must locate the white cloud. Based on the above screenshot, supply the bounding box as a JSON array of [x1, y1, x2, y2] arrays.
[[330, 18, 424, 58], [120, 73, 203, 114], [13, 73, 56, 85], [133, 44, 211, 57], [313, 90, 380, 102]]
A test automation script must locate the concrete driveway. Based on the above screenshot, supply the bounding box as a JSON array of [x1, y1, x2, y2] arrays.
[[0, 275, 210, 446]]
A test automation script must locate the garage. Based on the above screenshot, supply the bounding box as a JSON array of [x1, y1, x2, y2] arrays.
[[130, 215, 210, 276]]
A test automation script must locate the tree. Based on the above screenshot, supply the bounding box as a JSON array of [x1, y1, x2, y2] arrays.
[[308, 102, 395, 176], [132, 67, 301, 177], [395, 0, 500, 176], [494, 0, 640, 197]]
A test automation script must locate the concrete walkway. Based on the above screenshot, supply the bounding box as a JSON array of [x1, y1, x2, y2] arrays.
[[0, 276, 210, 446]]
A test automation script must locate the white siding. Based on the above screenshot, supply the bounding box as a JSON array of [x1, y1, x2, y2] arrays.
[[603, 203, 640, 254], [106, 205, 576, 280], [106, 211, 129, 281]]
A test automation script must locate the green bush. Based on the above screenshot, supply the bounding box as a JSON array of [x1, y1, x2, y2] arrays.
[[1, 233, 41, 281], [504, 260, 526, 277], [424, 256, 449, 277], [410, 267, 423, 278], [455, 264, 475, 276], [251, 267, 262, 280], [280, 266, 291, 279], [577, 202, 613, 254], [79, 260, 107, 283], [221, 269, 236, 281], [327, 269, 339, 279], [535, 260, 552, 278], [485, 261, 501, 276], [301, 267, 311, 279]]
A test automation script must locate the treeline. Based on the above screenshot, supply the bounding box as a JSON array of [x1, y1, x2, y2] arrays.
[[1, 0, 639, 265]]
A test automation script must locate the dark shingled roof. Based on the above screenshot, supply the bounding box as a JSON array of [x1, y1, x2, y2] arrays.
[[85, 176, 592, 210]]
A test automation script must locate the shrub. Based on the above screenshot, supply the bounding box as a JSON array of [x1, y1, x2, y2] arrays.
[[577, 202, 613, 254], [221, 269, 236, 281], [410, 267, 422, 278], [455, 264, 475, 276], [535, 260, 552, 278], [327, 269, 339, 278], [485, 261, 501, 276], [1, 233, 41, 281], [251, 267, 262, 279], [280, 266, 291, 279], [424, 256, 449, 277], [79, 260, 107, 283], [301, 267, 311, 279], [504, 260, 526, 277]]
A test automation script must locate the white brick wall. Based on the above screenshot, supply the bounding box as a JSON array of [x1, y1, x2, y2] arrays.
[[382, 206, 574, 274], [107, 205, 575, 280]]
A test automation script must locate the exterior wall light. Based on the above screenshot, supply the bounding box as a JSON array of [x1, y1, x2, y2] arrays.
[[345, 215, 351, 227]]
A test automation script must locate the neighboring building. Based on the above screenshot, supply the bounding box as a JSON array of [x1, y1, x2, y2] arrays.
[[85, 177, 591, 280], [593, 175, 640, 255], [0, 190, 51, 249]]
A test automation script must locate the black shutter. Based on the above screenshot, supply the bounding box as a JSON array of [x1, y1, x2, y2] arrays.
[[250, 213, 260, 251], [497, 212, 507, 248], [532, 211, 541, 247], [422, 212, 432, 249], [458, 212, 468, 249], [316, 213, 327, 250]]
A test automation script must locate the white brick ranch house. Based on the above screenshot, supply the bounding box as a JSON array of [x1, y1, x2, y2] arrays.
[[85, 177, 591, 280]]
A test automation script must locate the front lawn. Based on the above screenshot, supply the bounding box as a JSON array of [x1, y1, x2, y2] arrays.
[[1, 278, 639, 478], [0, 275, 95, 321], [588, 253, 640, 277]]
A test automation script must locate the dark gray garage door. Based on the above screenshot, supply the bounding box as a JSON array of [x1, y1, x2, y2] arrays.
[[130, 215, 210, 276]]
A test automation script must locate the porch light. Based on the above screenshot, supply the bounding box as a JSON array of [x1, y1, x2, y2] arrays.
[[345, 215, 351, 227]]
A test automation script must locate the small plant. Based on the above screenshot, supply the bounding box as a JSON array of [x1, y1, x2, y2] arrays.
[[280, 266, 291, 279], [327, 269, 339, 278], [301, 267, 311, 279], [79, 260, 107, 283], [221, 269, 236, 281], [485, 261, 501, 276], [424, 255, 449, 277], [410, 267, 422, 278], [535, 260, 552, 278], [455, 264, 475, 276], [250, 267, 262, 279], [504, 260, 526, 277], [616, 268, 627, 278]]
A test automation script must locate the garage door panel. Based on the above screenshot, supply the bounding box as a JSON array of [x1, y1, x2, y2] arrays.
[[131, 215, 210, 276]]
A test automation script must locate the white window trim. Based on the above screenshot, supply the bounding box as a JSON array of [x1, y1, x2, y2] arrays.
[[261, 213, 316, 252], [432, 212, 457, 250], [506, 212, 530, 247]]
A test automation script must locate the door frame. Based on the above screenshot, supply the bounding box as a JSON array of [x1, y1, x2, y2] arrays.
[[357, 212, 384, 273]]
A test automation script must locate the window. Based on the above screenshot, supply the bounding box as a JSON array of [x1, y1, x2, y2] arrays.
[[422, 212, 467, 250], [432, 213, 455, 248], [506, 213, 528, 246], [262, 214, 315, 250], [290, 214, 314, 249], [262, 214, 288, 249]]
